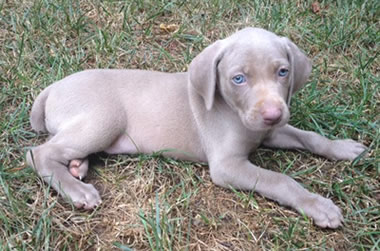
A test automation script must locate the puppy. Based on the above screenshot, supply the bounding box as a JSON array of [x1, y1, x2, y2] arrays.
[[27, 28, 366, 228]]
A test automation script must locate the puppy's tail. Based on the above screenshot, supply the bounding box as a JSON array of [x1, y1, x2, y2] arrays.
[[30, 85, 52, 133]]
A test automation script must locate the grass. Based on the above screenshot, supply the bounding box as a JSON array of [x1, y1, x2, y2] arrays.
[[0, 0, 379, 250]]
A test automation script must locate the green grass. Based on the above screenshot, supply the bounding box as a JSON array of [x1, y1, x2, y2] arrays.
[[1, 0, 379, 250]]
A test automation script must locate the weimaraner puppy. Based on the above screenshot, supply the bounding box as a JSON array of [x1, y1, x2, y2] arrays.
[[26, 27, 366, 228]]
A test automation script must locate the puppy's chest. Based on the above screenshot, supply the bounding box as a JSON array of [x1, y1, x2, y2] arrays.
[[248, 132, 268, 151], [223, 129, 268, 155]]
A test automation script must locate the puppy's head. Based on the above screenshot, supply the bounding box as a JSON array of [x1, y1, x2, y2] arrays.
[[189, 28, 312, 131]]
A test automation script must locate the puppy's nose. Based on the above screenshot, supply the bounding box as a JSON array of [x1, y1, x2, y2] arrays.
[[261, 107, 282, 125]]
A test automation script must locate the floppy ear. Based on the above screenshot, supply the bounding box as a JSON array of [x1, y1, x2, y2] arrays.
[[283, 38, 312, 104], [189, 40, 225, 110]]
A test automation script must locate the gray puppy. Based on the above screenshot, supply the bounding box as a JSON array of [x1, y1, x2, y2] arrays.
[[27, 28, 366, 228]]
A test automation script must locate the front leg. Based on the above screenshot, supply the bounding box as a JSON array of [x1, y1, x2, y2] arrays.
[[263, 124, 367, 160], [209, 156, 343, 228]]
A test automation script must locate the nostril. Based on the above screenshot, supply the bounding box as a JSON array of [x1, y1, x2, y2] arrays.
[[261, 108, 282, 125]]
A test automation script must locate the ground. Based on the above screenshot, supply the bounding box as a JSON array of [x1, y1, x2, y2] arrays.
[[0, 0, 379, 250]]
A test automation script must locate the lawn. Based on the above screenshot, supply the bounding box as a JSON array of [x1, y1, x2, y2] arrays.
[[0, 0, 379, 250]]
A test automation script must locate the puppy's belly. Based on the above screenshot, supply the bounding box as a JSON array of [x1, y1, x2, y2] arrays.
[[104, 133, 138, 155], [104, 132, 206, 162]]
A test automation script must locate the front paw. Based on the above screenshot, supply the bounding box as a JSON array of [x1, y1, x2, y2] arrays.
[[327, 139, 367, 161], [298, 194, 343, 228]]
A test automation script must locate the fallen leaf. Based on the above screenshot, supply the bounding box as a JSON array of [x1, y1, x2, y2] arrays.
[[159, 23, 179, 33], [311, 2, 320, 14]]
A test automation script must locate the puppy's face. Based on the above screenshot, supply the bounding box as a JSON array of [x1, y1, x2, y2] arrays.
[[189, 28, 311, 131], [218, 40, 291, 131]]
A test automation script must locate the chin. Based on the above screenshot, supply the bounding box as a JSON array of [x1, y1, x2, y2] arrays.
[[241, 117, 268, 131]]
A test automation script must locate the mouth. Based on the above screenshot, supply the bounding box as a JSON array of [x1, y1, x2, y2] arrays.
[[241, 108, 290, 131]]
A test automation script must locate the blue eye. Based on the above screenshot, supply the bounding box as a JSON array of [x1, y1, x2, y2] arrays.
[[278, 68, 289, 77], [232, 74, 246, 85]]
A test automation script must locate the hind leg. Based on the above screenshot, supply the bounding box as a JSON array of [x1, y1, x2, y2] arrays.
[[27, 116, 125, 209], [26, 146, 100, 209]]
